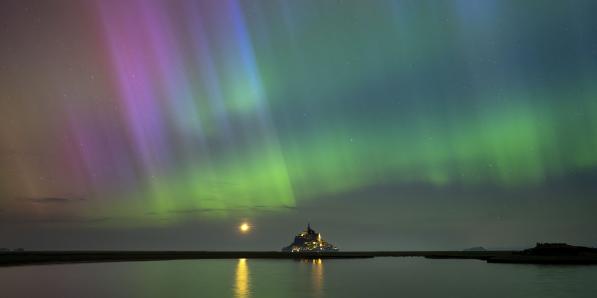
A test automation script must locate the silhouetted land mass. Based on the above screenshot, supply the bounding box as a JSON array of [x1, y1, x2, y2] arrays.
[[485, 243, 597, 264], [1, 243, 595, 267], [426, 243, 597, 264], [0, 251, 374, 266]]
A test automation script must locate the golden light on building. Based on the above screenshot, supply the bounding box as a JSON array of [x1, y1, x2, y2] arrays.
[[282, 224, 338, 252]]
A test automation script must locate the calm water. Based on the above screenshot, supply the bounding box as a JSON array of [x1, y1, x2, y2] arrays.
[[1, 258, 596, 298]]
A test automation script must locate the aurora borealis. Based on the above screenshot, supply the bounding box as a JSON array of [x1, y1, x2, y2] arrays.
[[1, 0, 597, 249]]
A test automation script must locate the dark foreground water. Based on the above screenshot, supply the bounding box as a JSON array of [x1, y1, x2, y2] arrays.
[[1, 257, 596, 298]]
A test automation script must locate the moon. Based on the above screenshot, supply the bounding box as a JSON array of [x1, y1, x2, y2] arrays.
[[239, 222, 250, 233]]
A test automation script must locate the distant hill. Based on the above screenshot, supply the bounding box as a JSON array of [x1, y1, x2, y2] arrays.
[[463, 246, 486, 252]]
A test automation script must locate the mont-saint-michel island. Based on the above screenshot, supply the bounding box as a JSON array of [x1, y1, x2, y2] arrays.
[[281, 224, 339, 252]]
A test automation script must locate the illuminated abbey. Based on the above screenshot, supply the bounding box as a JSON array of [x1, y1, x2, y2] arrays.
[[282, 224, 339, 252]]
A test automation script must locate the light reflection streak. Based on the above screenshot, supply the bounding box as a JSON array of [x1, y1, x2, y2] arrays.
[[235, 258, 250, 298], [301, 258, 324, 297], [311, 259, 324, 297]]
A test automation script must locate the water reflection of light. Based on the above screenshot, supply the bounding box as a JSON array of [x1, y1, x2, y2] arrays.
[[235, 258, 250, 298], [311, 259, 324, 297]]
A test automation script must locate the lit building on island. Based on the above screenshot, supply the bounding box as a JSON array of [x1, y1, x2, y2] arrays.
[[282, 224, 339, 252]]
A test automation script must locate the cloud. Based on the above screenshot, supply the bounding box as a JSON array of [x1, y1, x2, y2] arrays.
[[0, 215, 113, 224], [162, 205, 298, 215], [252, 205, 296, 210], [168, 208, 229, 214], [27, 197, 85, 204], [39, 216, 112, 223], [138, 205, 300, 218]]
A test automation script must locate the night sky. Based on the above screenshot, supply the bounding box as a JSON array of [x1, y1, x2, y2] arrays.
[[1, 0, 596, 250]]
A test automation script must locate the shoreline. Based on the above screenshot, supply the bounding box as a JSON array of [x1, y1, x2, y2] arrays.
[[3, 250, 596, 267]]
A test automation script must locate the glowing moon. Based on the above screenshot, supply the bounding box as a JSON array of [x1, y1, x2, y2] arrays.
[[239, 222, 250, 233]]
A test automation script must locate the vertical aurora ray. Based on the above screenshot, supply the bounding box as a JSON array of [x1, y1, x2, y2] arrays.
[[93, 0, 295, 218]]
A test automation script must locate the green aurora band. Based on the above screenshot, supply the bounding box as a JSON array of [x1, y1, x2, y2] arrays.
[[1, 1, 596, 223]]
